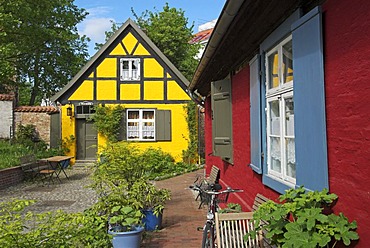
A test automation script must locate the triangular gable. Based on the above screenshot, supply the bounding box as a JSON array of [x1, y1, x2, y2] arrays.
[[51, 18, 190, 104]]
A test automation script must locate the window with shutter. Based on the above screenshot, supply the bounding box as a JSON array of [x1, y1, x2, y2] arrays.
[[211, 78, 233, 164], [253, 7, 328, 193], [118, 109, 171, 142]]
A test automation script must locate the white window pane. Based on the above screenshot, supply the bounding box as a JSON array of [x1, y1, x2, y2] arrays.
[[283, 40, 293, 84], [268, 51, 279, 89], [121, 59, 140, 80], [122, 60, 129, 69], [285, 138, 296, 178], [270, 136, 281, 173], [128, 111, 139, 119], [126, 109, 156, 141], [122, 70, 129, 79], [284, 97, 294, 136], [143, 122, 154, 139], [270, 100, 280, 135], [143, 111, 154, 119]]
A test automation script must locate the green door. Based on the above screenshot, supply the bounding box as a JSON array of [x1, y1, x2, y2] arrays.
[[76, 119, 97, 160]]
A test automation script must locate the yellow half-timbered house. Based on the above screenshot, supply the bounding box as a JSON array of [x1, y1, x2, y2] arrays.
[[51, 19, 191, 162]]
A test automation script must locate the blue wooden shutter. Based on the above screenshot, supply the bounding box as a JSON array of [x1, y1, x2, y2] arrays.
[[249, 55, 262, 173], [292, 6, 329, 191], [211, 78, 233, 164]]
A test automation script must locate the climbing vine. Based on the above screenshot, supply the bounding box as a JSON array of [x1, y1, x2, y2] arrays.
[[182, 101, 198, 164], [90, 105, 124, 143]]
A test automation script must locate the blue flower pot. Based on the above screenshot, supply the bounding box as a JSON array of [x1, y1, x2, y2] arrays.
[[108, 225, 144, 248], [142, 209, 163, 231]]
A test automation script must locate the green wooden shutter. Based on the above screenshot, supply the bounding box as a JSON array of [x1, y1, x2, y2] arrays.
[[50, 113, 61, 149], [249, 55, 262, 173], [156, 110, 171, 141], [117, 109, 127, 141], [292, 7, 329, 191], [211, 78, 233, 164]]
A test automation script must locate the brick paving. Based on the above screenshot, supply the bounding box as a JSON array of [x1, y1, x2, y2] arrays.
[[141, 170, 207, 247]]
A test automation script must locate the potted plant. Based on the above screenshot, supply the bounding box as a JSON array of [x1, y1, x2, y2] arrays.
[[246, 186, 359, 247], [130, 180, 171, 231], [107, 205, 144, 248]]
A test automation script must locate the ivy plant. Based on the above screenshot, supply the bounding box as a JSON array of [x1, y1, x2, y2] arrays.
[[90, 105, 124, 143], [246, 187, 359, 247], [182, 101, 199, 164]]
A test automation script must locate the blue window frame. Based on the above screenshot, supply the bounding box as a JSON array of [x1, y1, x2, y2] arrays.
[[250, 7, 328, 193]]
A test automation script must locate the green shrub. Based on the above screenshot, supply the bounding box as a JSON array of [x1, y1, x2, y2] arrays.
[[0, 199, 111, 247], [246, 187, 359, 247]]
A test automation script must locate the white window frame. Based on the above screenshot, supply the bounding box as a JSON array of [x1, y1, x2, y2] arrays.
[[265, 35, 296, 185], [120, 58, 140, 81], [126, 109, 155, 141]]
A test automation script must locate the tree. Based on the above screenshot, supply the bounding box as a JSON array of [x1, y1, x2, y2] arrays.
[[0, 0, 89, 105], [132, 3, 200, 81]]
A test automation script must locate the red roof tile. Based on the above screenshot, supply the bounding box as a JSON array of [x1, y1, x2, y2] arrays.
[[190, 28, 213, 44], [0, 94, 15, 101], [15, 106, 59, 114]]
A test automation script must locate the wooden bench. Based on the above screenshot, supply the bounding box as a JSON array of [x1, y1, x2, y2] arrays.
[[215, 194, 272, 248], [194, 165, 220, 208], [20, 154, 53, 182]]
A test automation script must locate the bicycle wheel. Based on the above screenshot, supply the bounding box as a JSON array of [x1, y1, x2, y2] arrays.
[[201, 222, 216, 248]]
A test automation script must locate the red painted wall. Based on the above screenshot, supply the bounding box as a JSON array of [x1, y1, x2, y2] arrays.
[[323, 0, 370, 244], [204, 67, 279, 211], [204, 0, 370, 245]]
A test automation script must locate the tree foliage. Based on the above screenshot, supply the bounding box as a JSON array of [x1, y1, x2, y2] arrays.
[[0, 0, 89, 105], [132, 3, 200, 81]]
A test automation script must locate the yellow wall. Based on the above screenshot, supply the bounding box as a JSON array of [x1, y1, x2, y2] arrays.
[[69, 80, 94, 100], [61, 105, 76, 164], [99, 103, 189, 162]]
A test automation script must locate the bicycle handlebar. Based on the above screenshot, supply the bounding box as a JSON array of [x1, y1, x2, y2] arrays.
[[189, 184, 243, 195]]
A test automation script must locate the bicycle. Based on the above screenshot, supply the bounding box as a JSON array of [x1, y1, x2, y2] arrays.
[[190, 183, 243, 248]]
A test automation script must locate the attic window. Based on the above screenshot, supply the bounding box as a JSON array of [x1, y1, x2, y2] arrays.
[[120, 58, 140, 81]]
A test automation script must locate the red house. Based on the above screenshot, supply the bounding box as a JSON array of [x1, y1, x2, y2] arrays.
[[189, 0, 370, 246]]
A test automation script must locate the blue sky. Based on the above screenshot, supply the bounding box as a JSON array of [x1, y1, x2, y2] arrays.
[[74, 0, 226, 56]]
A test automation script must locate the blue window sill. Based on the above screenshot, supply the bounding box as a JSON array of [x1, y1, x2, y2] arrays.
[[262, 174, 294, 194]]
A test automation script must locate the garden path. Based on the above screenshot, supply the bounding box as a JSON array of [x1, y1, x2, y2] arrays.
[[141, 170, 207, 247]]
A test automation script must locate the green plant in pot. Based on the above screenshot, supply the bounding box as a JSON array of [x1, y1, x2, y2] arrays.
[[130, 179, 171, 231], [107, 205, 144, 248], [108, 205, 143, 232], [246, 186, 359, 247]]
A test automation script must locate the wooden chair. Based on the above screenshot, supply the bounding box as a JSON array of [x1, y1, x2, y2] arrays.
[[215, 212, 262, 248], [20, 154, 49, 181], [215, 194, 272, 248], [38, 160, 58, 186]]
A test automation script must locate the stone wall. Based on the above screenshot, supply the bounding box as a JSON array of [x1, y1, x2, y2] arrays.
[[14, 111, 52, 144]]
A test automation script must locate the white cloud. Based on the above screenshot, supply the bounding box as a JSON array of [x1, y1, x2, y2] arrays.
[[76, 5, 116, 55], [85, 6, 111, 18], [78, 17, 115, 44]]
